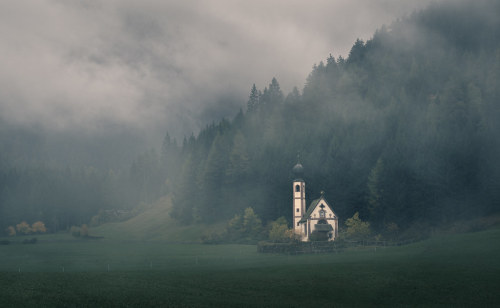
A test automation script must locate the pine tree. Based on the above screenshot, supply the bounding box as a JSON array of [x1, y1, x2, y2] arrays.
[[199, 133, 230, 221], [267, 77, 284, 105], [247, 84, 260, 112], [367, 158, 384, 225], [171, 154, 198, 223], [225, 131, 250, 183]]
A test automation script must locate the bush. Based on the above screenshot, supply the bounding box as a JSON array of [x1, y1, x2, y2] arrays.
[[309, 231, 329, 242], [0, 240, 10, 245], [31, 221, 47, 234], [344, 212, 371, 240], [208, 207, 266, 244], [81, 224, 89, 237], [16, 221, 31, 235], [268, 217, 295, 243], [90, 209, 134, 227], [71, 226, 81, 237], [6, 226, 16, 236], [201, 230, 224, 244], [6, 221, 47, 236]]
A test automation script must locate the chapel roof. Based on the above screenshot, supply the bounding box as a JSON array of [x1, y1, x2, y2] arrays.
[[292, 162, 304, 180], [299, 194, 336, 224], [292, 154, 304, 180]]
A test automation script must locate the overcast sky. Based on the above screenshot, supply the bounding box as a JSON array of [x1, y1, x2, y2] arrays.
[[0, 0, 443, 139]]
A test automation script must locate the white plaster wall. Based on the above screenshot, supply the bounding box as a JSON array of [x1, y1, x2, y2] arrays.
[[307, 199, 338, 241], [293, 180, 305, 235]]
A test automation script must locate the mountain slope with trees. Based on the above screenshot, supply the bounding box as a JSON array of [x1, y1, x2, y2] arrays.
[[1, 0, 499, 238], [165, 0, 500, 235]]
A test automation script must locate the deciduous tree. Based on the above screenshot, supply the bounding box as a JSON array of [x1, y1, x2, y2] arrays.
[[345, 212, 371, 240], [31, 221, 47, 234], [16, 221, 31, 235]]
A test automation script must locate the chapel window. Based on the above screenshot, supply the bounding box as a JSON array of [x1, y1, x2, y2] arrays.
[[296, 208, 299, 212], [295, 185, 300, 192], [320, 210, 326, 218]]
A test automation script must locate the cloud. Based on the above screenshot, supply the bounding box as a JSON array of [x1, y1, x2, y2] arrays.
[[0, 0, 442, 138]]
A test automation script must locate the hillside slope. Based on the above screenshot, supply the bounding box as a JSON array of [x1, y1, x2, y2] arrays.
[[93, 197, 224, 242]]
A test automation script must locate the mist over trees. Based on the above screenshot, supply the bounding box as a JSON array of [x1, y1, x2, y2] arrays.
[[169, 0, 500, 232], [1, 0, 499, 235]]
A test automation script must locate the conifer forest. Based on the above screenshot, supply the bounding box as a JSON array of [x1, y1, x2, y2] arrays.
[[1, 0, 499, 236]]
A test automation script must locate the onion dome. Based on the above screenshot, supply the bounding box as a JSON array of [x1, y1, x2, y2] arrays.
[[292, 162, 304, 180]]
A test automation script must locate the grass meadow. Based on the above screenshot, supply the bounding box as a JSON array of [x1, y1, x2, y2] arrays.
[[0, 227, 499, 307]]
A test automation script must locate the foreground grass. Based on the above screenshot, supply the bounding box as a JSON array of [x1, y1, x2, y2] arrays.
[[1, 228, 499, 307]]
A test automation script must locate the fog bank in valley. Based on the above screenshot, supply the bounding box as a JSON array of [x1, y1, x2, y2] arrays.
[[0, 0, 443, 146]]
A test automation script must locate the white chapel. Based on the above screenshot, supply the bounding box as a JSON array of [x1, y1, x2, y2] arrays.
[[292, 161, 338, 241]]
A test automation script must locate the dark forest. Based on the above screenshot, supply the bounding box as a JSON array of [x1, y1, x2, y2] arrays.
[[1, 0, 499, 236]]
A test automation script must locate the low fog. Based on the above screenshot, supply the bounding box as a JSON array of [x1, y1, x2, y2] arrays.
[[0, 0, 443, 146]]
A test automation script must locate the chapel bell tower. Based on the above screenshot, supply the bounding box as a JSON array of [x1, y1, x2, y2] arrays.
[[292, 159, 306, 235]]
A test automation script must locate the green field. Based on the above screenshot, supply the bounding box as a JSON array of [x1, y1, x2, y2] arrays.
[[1, 228, 499, 307]]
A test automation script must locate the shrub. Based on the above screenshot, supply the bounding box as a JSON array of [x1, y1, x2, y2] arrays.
[[16, 221, 32, 235], [344, 212, 371, 240], [71, 226, 81, 237], [90, 209, 134, 227], [201, 231, 224, 244], [309, 231, 329, 242], [6, 226, 16, 236], [80, 224, 89, 237], [268, 217, 295, 243], [243, 208, 263, 238], [221, 207, 266, 243]]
